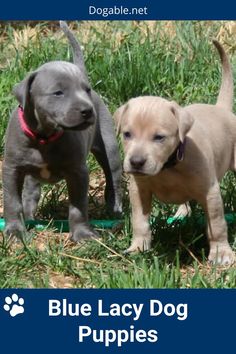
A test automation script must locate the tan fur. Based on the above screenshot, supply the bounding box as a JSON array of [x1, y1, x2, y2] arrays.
[[40, 164, 51, 179], [115, 41, 236, 265]]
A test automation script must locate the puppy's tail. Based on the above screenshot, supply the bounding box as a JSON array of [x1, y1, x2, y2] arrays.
[[60, 21, 87, 76], [213, 40, 233, 111]]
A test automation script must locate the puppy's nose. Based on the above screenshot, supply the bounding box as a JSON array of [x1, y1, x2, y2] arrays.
[[130, 156, 146, 169], [81, 107, 93, 119]]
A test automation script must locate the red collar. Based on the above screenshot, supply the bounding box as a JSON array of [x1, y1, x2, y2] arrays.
[[18, 106, 63, 145]]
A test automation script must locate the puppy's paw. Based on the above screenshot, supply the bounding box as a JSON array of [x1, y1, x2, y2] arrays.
[[4, 220, 25, 241], [112, 201, 123, 216], [105, 188, 123, 216], [106, 199, 123, 217], [124, 237, 151, 254], [174, 203, 191, 219], [70, 225, 100, 243], [208, 243, 235, 266]]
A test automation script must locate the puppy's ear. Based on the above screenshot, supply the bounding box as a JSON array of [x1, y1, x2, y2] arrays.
[[170, 102, 194, 142], [12, 72, 37, 109], [113, 103, 129, 134]]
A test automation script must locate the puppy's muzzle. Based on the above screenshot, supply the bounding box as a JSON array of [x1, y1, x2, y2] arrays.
[[129, 156, 147, 171], [81, 107, 93, 120], [60, 103, 96, 130], [78, 103, 95, 126]]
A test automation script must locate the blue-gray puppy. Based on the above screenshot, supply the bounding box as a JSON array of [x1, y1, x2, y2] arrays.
[[2, 21, 122, 241]]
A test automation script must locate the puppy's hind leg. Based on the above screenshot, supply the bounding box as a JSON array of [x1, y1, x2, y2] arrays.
[[230, 143, 236, 172], [22, 175, 41, 220], [174, 202, 192, 219], [91, 92, 123, 215], [91, 132, 122, 216], [201, 181, 235, 265]]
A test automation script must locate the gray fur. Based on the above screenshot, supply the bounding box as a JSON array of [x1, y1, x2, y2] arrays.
[[3, 23, 122, 241]]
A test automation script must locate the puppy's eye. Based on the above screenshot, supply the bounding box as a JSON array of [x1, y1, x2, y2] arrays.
[[153, 134, 165, 142], [53, 90, 64, 97], [123, 131, 132, 139]]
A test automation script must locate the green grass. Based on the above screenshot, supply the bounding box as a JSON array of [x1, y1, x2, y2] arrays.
[[0, 21, 236, 288]]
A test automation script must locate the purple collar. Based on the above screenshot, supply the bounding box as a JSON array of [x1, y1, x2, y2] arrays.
[[18, 106, 63, 145], [162, 139, 186, 170]]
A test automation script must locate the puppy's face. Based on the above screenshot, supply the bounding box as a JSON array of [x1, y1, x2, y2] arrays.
[[115, 97, 194, 176], [13, 61, 96, 135]]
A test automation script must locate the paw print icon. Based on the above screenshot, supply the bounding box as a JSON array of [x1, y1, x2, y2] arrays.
[[3, 294, 24, 317]]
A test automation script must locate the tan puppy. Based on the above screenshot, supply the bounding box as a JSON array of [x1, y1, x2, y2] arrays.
[[115, 41, 236, 265]]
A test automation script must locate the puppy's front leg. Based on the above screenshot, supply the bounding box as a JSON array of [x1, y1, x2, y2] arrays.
[[203, 182, 235, 265], [3, 164, 25, 237], [22, 175, 41, 220], [126, 177, 152, 253], [66, 167, 98, 241]]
